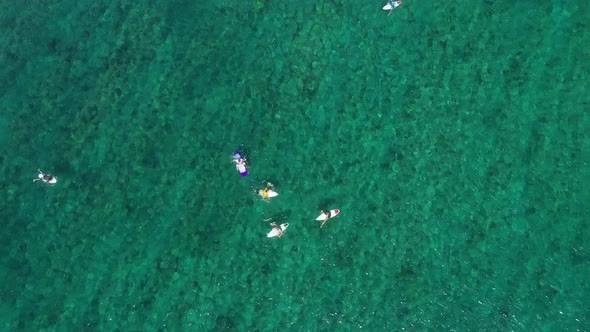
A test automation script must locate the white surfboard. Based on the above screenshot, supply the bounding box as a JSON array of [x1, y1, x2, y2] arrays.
[[383, 0, 401, 11], [316, 209, 340, 221], [258, 189, 279, 198], [267, 223, 289, 238]]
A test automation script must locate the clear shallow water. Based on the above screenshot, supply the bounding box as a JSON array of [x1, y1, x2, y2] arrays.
[[1, 0, 589, 330]]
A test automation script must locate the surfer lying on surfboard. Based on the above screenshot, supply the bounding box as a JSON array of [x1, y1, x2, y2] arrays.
[[257, 182, 278, 200], [383, 0, 401, 16], [319, 210, 332, 228], [232, 151, 248, 176], [33, 169, 58, 184], [270, 222, 284, 237], [318, 209, 340, 228], [315, 209, 340, 228]]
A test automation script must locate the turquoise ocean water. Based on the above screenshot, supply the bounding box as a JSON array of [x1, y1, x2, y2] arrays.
[[1, 0, 589, 330]]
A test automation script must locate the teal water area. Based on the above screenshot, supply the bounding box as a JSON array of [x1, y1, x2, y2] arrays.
[[1, 0, 589, 330]]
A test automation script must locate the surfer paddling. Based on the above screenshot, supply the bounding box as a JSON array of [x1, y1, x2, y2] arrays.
[[270, 222, 284, 237], [319, 210, 332, 228], [257, 182, 278, 200], [383, 0, 401, 16], [232, 151, 248, 176], [317, 209, 340, 228], [33, 169, 57, 184]]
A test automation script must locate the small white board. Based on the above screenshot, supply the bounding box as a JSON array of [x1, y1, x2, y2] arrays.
[[316, 209, 340, 221], [267, 223, 289, 238]]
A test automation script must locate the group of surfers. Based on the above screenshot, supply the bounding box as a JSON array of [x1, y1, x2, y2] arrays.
[[232, 156, 334, 238], [260, 183, 335, 237], [34, 152, 336, 239]]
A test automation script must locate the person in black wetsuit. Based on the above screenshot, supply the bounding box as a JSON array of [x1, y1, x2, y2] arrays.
[[33, 169, 57, 184]]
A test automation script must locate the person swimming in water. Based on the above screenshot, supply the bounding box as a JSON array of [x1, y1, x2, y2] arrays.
[[33, 169, 57, 184]]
